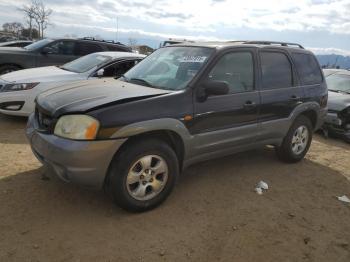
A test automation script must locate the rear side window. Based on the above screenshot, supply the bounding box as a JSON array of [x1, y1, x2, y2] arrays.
[[75, 42, 103, 56], [260, 52, 293, 89], [292, 53, 323, 85]]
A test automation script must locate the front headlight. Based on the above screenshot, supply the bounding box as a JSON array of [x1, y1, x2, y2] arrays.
[[2, 82, 39, 92], [54, 115, 100, 140]]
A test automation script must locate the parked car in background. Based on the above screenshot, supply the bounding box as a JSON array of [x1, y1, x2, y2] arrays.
[[0, 52, 144, 116], [0, 37, 132, 75], [0, 40, 33, 48], [323, 68, 345, 77], [26, 41, 327, 212], [323, 69, 350, 142]]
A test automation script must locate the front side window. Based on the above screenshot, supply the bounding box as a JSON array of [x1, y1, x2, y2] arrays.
[[61, 53, 112, 73], [103, 60, 139, 77], [326, 74, 350, 93], [292, 53, 323, 85], [122, 46, 214, 90], [48, 41, 75, 55], [260, 51, 293, 90], [208, 52, 254, 93]]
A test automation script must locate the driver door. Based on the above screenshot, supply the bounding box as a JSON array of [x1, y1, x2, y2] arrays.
[[37, 40, 79, 67], [191, 49, 260, 156]]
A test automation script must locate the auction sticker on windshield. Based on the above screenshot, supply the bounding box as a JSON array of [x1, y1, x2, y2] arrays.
[[179, 56, 207, 63]]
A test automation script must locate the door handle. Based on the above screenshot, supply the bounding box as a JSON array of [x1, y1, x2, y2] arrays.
[[290, 95, 301, 101], [243, 101, 256, 109]]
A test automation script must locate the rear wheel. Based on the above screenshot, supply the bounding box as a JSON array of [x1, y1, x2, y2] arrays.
[[106, 139, 179, 212], [0, 65, 21, 75], [276, 116, 313, 163]]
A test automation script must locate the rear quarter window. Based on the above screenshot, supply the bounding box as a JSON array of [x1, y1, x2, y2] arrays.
[[292, 53, 323, 85]]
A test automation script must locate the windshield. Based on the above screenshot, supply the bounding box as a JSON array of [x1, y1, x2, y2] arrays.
[[60, 53, 113, 73], [326, 74, 350, 93], [122, 46, 214, 90], [24, 38, 54, 50]]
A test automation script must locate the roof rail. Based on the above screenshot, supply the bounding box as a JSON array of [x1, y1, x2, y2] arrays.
[[244, 41, 304, 49], [80, 37, 124, 46]]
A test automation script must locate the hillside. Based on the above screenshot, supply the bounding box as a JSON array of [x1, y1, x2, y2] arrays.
[[316, 54, 350, 69]]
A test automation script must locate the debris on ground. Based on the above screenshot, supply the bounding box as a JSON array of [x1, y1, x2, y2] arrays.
[[337, 195, 350, 203], [304, 237, 311, 245], [255, 181, 269, 195]]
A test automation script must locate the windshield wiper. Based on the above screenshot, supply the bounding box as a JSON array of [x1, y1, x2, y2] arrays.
[[128, 78, 154, 87]]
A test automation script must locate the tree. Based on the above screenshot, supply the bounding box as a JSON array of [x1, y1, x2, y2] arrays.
[[2, 22, 24, 37], [35, 0, 53, 38], [19, 1, 36, 39], [20, 0, 52, 39], [21, 28, 39, 39]]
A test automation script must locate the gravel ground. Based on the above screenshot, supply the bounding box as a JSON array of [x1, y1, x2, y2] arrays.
[[0, 114, 349, 262]]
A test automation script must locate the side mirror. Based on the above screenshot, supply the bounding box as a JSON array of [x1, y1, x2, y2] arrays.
[[197, 80, 229, 102], [97, 68, 104, 77], [41, 46, 54, 55], [204, 80, 229, 96]]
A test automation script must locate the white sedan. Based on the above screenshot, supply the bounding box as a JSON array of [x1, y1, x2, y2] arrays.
[[0, 52, 145, 116]]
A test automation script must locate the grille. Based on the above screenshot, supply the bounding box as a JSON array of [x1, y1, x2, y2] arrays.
[[35, 108, 55, 133]]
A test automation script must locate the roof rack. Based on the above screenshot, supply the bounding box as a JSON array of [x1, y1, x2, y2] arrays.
[[244, 41, 304, 49], [80, 37, 125, 46]]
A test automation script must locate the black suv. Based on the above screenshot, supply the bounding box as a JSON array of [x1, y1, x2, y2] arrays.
[[0, 37, 131, 75], [26, 41, 327, 212]]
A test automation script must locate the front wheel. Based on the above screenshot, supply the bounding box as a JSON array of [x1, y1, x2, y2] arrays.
[[106, 139, 179, 212], [276, 116, 313, 163]]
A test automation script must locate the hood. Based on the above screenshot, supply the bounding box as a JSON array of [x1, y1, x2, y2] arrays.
[[0, 66, 79, 83], [37, 79, 172, 117], [328, 91, 350, 112], [0, 47, 27, 53]]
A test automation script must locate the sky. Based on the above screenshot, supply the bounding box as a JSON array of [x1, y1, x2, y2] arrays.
[[0, 0, 350, 55]]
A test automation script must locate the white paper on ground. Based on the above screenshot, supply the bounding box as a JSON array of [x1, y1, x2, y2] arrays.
[[257, 181, 269, 190], [337, 195, 350, 203]]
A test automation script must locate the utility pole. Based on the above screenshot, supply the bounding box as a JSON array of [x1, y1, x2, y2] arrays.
[[116, 17, 119, 42]]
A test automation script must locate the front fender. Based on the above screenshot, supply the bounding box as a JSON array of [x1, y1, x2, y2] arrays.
[[110, 118, 194, 155]]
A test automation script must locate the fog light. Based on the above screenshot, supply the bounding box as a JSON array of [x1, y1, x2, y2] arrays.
[[0, 101, 24, 111], [5, 104, 22, 110]]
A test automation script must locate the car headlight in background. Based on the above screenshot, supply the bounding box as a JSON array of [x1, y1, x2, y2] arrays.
[[54, 115, 100, 140], [1, 82, 39, 92]]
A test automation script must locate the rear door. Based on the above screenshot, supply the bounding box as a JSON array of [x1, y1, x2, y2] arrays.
[[191, 49, 260, 156], [37, 40, 79, 66], [258, 49, 303, 141]]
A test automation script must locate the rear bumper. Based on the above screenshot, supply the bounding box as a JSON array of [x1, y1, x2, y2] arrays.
[[26, 114, 127, 189], [314, 107, 328, 131]]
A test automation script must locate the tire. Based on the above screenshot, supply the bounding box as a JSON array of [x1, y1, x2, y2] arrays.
[[276, 115, 313, 163], [106, 139, 179, 212], [0, 65, 21, 75]]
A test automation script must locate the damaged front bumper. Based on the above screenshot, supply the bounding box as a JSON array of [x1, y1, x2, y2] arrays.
[[324, 112, 350, 142]]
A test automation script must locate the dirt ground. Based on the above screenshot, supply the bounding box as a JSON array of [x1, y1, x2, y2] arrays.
[[0, 114, 350, 262]]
